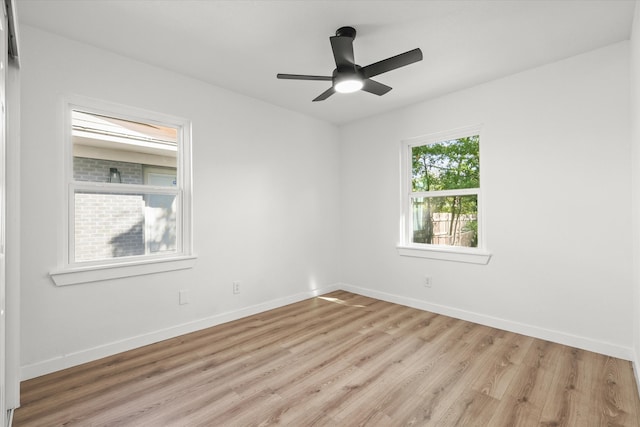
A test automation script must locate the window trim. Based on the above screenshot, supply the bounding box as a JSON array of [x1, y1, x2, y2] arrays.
[[50, 96, 196, 286], [397, 124, 491, 265]]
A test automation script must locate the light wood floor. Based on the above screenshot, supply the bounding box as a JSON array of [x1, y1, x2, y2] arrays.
[[14, 291, 640, 426]]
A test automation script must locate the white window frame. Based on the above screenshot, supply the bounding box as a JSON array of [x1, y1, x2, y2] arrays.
[[50, 96, 196, 286], [397, 124, 491, 265]]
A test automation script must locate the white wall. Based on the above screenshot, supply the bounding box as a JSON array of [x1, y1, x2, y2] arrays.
[[19, 22, 637, 381], [340, 41, 633, 358], [631, 0, 640, 388], [19, 26, 342, 378]]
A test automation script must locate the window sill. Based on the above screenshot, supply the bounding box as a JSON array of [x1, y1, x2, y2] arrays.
[[50, 255, 198, 286], [397, 245, 491, 265]]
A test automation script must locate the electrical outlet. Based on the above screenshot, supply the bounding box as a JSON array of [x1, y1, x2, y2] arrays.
[[179, 289, 189, 305], [233, 281, 241, 294], [424, 276, 433, 288]]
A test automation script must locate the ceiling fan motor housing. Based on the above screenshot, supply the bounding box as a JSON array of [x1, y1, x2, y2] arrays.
[[335, 26, 356, 39], [332, 65, 364, 92], [332, 65, 362, 80]]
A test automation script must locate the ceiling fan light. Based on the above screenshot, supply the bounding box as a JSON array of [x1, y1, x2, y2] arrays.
[[334, 78, 363, 94]]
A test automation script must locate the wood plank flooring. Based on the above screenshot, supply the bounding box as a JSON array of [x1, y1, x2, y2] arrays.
[[14, 291, 640, 426]]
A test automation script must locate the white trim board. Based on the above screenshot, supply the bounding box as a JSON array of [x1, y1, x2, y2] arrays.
[[338, 283, 634, 361], [20, 283, 341, 380], [21, 282, 634, 381]]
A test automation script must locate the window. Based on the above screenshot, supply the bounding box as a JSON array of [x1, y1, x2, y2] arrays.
[[398, 125, 490, 264], [51, 98, 195, 285]]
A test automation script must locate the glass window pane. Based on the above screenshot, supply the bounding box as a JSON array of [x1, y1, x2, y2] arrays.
[[72, 110, 177, 184], [411, 135, 480, 192], [143, 166, 177, 187], [412, 195, 478, 247], [74, 191, 177, 262]]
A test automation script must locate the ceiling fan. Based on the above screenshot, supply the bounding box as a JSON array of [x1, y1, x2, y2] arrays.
[[277, 26, 423, 102]]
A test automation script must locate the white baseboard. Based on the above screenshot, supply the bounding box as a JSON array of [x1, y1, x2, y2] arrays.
[[20, 283, 341, 381], [339, 283, 635, 361], [21, 281, 635, 381]]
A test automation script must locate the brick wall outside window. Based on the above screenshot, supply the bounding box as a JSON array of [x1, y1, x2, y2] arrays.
[[73, 157, 144, 184], [73, 157, 146, 262], [74, 192, 145, 262]]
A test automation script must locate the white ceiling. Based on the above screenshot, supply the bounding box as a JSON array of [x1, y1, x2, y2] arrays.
[[16, 0, 636, 125]]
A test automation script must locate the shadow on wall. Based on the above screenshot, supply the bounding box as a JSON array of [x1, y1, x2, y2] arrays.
[[109, 219, 144, 258], [108, 201, 176, 258]]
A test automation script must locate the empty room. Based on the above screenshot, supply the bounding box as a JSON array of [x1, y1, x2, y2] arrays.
[[1, 0, 640, 425]]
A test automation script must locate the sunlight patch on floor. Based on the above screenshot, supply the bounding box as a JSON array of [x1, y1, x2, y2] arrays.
[[318, 296, 365, 308]]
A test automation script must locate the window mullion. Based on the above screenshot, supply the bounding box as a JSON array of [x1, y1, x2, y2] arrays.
[[71, 181, 179, 195], [410, 188, 479, 199]]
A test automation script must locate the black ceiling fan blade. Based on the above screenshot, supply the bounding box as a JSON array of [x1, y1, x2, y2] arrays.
[[312, 87, 335, 102], [277, 73, 332, 81], [362, 79, 392, 96], [330, 35, 355, 69], [361, 48, 423, 79]]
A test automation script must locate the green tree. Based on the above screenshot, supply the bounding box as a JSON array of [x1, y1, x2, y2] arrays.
[[411, 136, 479, 246]]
